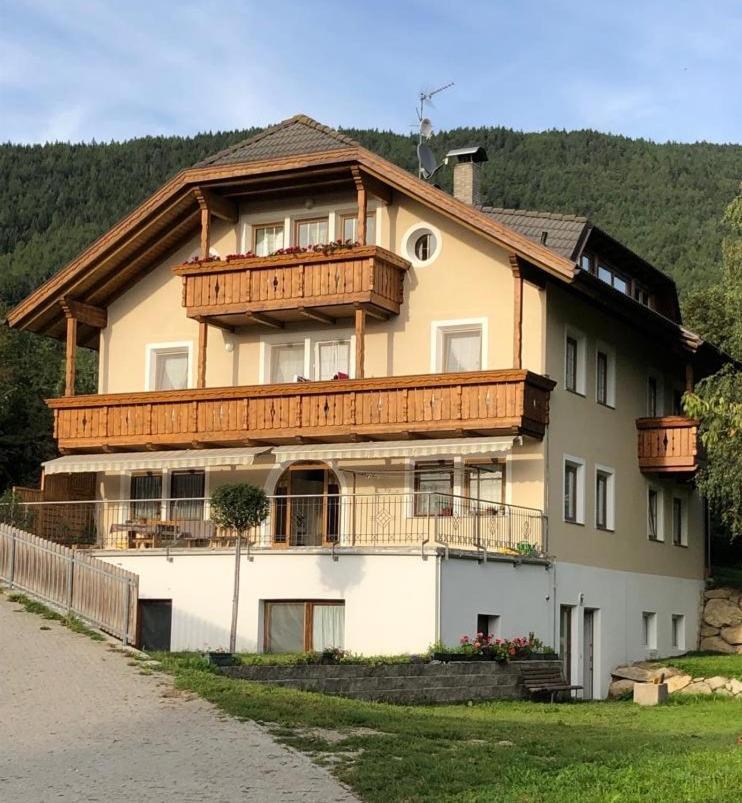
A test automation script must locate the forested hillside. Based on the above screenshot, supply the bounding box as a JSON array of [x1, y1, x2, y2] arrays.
[[0, 124, 740, 490]]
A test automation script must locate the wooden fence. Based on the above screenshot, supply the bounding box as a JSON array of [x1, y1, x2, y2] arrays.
[[0, 523, 138, 644]]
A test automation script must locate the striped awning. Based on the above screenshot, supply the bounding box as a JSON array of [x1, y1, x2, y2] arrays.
[[271, 437, 515, 464], [42, 447, 272, 475]]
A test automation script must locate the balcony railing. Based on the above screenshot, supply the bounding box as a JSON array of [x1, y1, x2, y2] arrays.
[[636, 416, 700, 473], [0, 493, 546, 558], [171, 245, 410, 325], [47, 369, 555, 451]]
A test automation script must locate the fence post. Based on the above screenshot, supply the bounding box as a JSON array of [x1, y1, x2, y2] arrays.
[[123, 579, 131, 647], [9, 529, 16, 588], [66, 551, 75, 613]]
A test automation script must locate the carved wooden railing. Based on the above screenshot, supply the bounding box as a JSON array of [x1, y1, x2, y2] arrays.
[[636, 416, 699, 473], [172, 245, 410, 322], [47, 370, 555, 452]]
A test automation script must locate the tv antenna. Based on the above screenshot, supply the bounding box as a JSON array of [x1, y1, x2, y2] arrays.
[[415, 82, 454, 180]]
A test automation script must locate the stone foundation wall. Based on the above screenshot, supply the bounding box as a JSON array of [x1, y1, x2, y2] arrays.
[[699, 588, 742, 653], [609, 663, 742, 699], [221, 660, 561, 704]]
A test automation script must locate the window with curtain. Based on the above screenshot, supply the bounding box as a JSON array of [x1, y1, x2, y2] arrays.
[[672, 497, 685, 546], [316, 340, 350, 380], [169, 471, 205, 521], [296, 218, 328, 248], [648, 488, 660, 540], [596, 471, 609, 529], [265, 601, 345, 652], [442, 328, 482, 373], [130, 473, 162, 520], [253, 223, 284, 257], [270, 343, 306, 383], [341, 214, 376, 244], [564, 463, 578, 522], [152, 348, 189, 391], [414, 462, 454, 515], [465, 463, 504, 506], [596, 351, 608, 405], [565, 337, 578, 392]]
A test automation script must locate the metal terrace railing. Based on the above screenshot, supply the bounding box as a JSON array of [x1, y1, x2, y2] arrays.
[[0, 493, 546, 557]]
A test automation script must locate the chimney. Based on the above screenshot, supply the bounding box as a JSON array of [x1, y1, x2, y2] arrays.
[[446, 146, 488, 206]]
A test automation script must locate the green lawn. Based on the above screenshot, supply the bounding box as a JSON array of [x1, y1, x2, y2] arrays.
[[658, 652, 742, 682], [156, 653, 742, 803]]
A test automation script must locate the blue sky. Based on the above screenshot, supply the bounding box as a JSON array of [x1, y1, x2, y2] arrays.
[[1, 0, 741, 144]]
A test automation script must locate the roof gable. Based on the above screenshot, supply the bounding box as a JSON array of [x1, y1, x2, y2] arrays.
[[196, 115, 359, 167], [481, 207, 588, 260]]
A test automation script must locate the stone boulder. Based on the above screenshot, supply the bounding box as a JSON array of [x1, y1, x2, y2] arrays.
[[608, 679, 635, 699], [679, 681, 713, 695], [699, 636, 737, 654], [704, 588, 732, 600], [727, 679, 742, 695], [700, 625, 720, 637], [611, 665, 658, 683], [704, 598, 742, 629], [706, 676, 728, 691], [720, 624, 742, 645], [665, 674, 692, 694]]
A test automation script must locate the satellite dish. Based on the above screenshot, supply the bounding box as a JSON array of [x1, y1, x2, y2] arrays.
[[419, 117, 433, 140], [417, 143, 439, 179]]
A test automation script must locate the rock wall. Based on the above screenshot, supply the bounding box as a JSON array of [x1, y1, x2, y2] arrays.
[[609, 663, 742, 699], [699, 588, 742, 653]]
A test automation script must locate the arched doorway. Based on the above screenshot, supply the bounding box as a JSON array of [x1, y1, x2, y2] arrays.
[[272, 463, 340, 547]]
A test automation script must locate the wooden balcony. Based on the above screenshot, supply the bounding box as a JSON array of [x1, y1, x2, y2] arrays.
[[47, 370, 555, 452], [636, 416, 700, 474], [171, 245, 410, 328]]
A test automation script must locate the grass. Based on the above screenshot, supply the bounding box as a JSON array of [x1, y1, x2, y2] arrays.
[[154, 652, 742, 803], [657, 652, 742, 682], [6, 591, 105, 641]]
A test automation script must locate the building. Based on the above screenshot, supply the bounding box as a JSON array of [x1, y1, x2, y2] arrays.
[[5, 115, 725, 697]]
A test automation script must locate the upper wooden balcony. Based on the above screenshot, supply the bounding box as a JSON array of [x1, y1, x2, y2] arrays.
[[636, 416, 700, 474], [47, 370, 555, 453], [171, 245, 410, 328]]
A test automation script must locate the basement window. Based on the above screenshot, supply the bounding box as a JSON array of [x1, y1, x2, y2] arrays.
[[264, 601, 344, 653]]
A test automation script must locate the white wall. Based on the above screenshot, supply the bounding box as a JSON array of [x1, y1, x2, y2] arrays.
[[100, 550, 438, 655]]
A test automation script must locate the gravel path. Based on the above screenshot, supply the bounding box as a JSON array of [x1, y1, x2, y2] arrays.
[[0, 593, 356, 802]]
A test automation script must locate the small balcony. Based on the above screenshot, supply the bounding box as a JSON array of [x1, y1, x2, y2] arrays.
[[636, 416, 700, 474], [0, 493, 546, 558], [171, 245, 410, 327], [47, 369, 555, 452]]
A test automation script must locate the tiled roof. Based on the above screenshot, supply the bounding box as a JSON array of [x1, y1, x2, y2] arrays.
[[480, 207, 589, 259], [196, 115, 359, 167]]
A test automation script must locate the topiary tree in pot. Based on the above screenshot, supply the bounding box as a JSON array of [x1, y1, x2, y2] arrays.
[[210, 483, 269, 653]]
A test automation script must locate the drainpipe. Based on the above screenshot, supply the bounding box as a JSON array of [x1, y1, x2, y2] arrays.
[[434, 554, 442, 645]]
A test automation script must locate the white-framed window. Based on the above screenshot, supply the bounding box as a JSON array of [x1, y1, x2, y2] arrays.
[[253, 222, 284, 256], [145, 342, 192, 391], [431, 319, 487, 374], [340, 212, 376, 244], [401, 223, 442, 267], [262, 333, 355, 384], [315, 340, 351, 381], [671, 614, 686, 650], [595, 343, 616, 407], [563, 455, 585, 524], [595, 464, 615, 531], [295, 217, 329, 248], [642, 611, 657, 648], [672, 496, 688, 546], [269, 342, 308, 384], [564, 328, 586, 395], [648, 485, 664, 541]]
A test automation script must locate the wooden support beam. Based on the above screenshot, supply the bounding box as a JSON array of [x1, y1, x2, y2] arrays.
[[197, 320, 208, 388], [194, 187, 238, 223], [355, 305, 366, 379], [685, 363, 694, 393], [199, 207, 210, 260], [245, 312, 284, 329], [298, 307, 335, 325], [194, 315, 234, 333], [64, 315, 77, 397], [509, 255, 524, 370], [357, 303, 389, 321], [351, 167, 367, 245], [60, 298, 107, 329]]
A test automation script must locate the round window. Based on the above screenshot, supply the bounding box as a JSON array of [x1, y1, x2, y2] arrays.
[[404, 225, 440, 265]]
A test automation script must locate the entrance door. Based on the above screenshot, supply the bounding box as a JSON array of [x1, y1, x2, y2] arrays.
[[559, 605, 573, 683], [139, 600, 172, 651], [273, 465, 340, 547], [583, 609, 595, 699]]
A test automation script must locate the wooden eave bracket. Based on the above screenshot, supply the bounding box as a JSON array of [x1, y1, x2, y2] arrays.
[[351, 165, 392, 205], [193, 187, 238, 223], [60, 298, 107, 329]]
